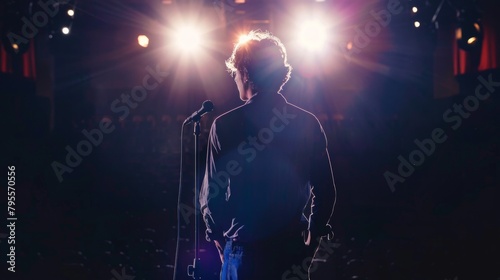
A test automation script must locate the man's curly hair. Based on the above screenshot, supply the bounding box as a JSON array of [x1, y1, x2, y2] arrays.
[[225, 30, 292, 94]]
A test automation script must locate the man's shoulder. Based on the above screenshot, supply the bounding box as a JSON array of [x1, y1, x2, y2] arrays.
[[212, 103, 247, 126], [285, 103, 327, 144], [211, 98, 322, 129], [285, 102, 323, 125]]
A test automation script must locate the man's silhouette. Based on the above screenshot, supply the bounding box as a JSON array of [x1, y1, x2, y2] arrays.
[[200, 30, 336, 279]]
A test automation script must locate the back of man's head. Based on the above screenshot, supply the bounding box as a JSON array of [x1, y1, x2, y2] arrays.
[[226, 30, 292, 94]]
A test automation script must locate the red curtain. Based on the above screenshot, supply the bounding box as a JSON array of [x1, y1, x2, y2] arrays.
[[453, 10, 499, 75], [0, 39, 37, 79]]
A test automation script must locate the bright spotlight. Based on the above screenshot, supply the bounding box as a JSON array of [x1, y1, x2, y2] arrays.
[[298, 20, 328, 51], [412, 6, 418, 13], [12, 43, 19, 51], [67, 9, 75, 17], [174, 26, 203, 53], [414, 21, 421, 28], [238, 34, 250, 44], [62, 27, 70, 35], [137, 35, 149, 48]]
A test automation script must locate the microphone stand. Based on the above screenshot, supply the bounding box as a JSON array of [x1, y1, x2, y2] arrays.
[[187, 119, 201, 279]]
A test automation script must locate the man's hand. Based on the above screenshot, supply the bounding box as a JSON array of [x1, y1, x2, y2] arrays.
[[203, 213, 223, 242], [303, 224, 333, 259], [213, 240, 224, 264], [304, 224, 333, 249], [314, 224, 334, 241]]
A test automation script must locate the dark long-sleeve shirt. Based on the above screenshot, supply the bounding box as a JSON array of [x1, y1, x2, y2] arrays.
[[200, 92, 336, 243]]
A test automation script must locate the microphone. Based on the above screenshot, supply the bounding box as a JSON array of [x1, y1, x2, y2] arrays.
[[183, 100, 214, 125]]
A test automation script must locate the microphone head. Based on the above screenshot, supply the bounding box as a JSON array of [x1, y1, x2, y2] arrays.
[[202, 100, 214, 112]]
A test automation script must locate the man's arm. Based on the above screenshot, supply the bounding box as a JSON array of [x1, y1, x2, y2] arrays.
[[308, 122, 336, 239], [199, 121, 227, 243]]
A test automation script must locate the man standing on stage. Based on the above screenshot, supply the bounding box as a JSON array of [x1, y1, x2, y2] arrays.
[[200, 30, 336, 279]]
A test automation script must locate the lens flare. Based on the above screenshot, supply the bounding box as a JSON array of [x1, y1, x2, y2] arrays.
[[298, 20, 328, 52], [174, 26, 204, 53]]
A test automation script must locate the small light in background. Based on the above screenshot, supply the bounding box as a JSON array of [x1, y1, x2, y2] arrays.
[[138, 35, 149, 48], [12, 44, 19, 51], [414, 21, 421, 28], [456, 21, 482, 49], [62, 27, 70, 35], [412, 6, 418, 13], [346, 41, 353, 50], [67, 9, 75, 17], [456, 27, 462, 39], [235, 0, 245, 3], [467, 37, 477, 45]]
